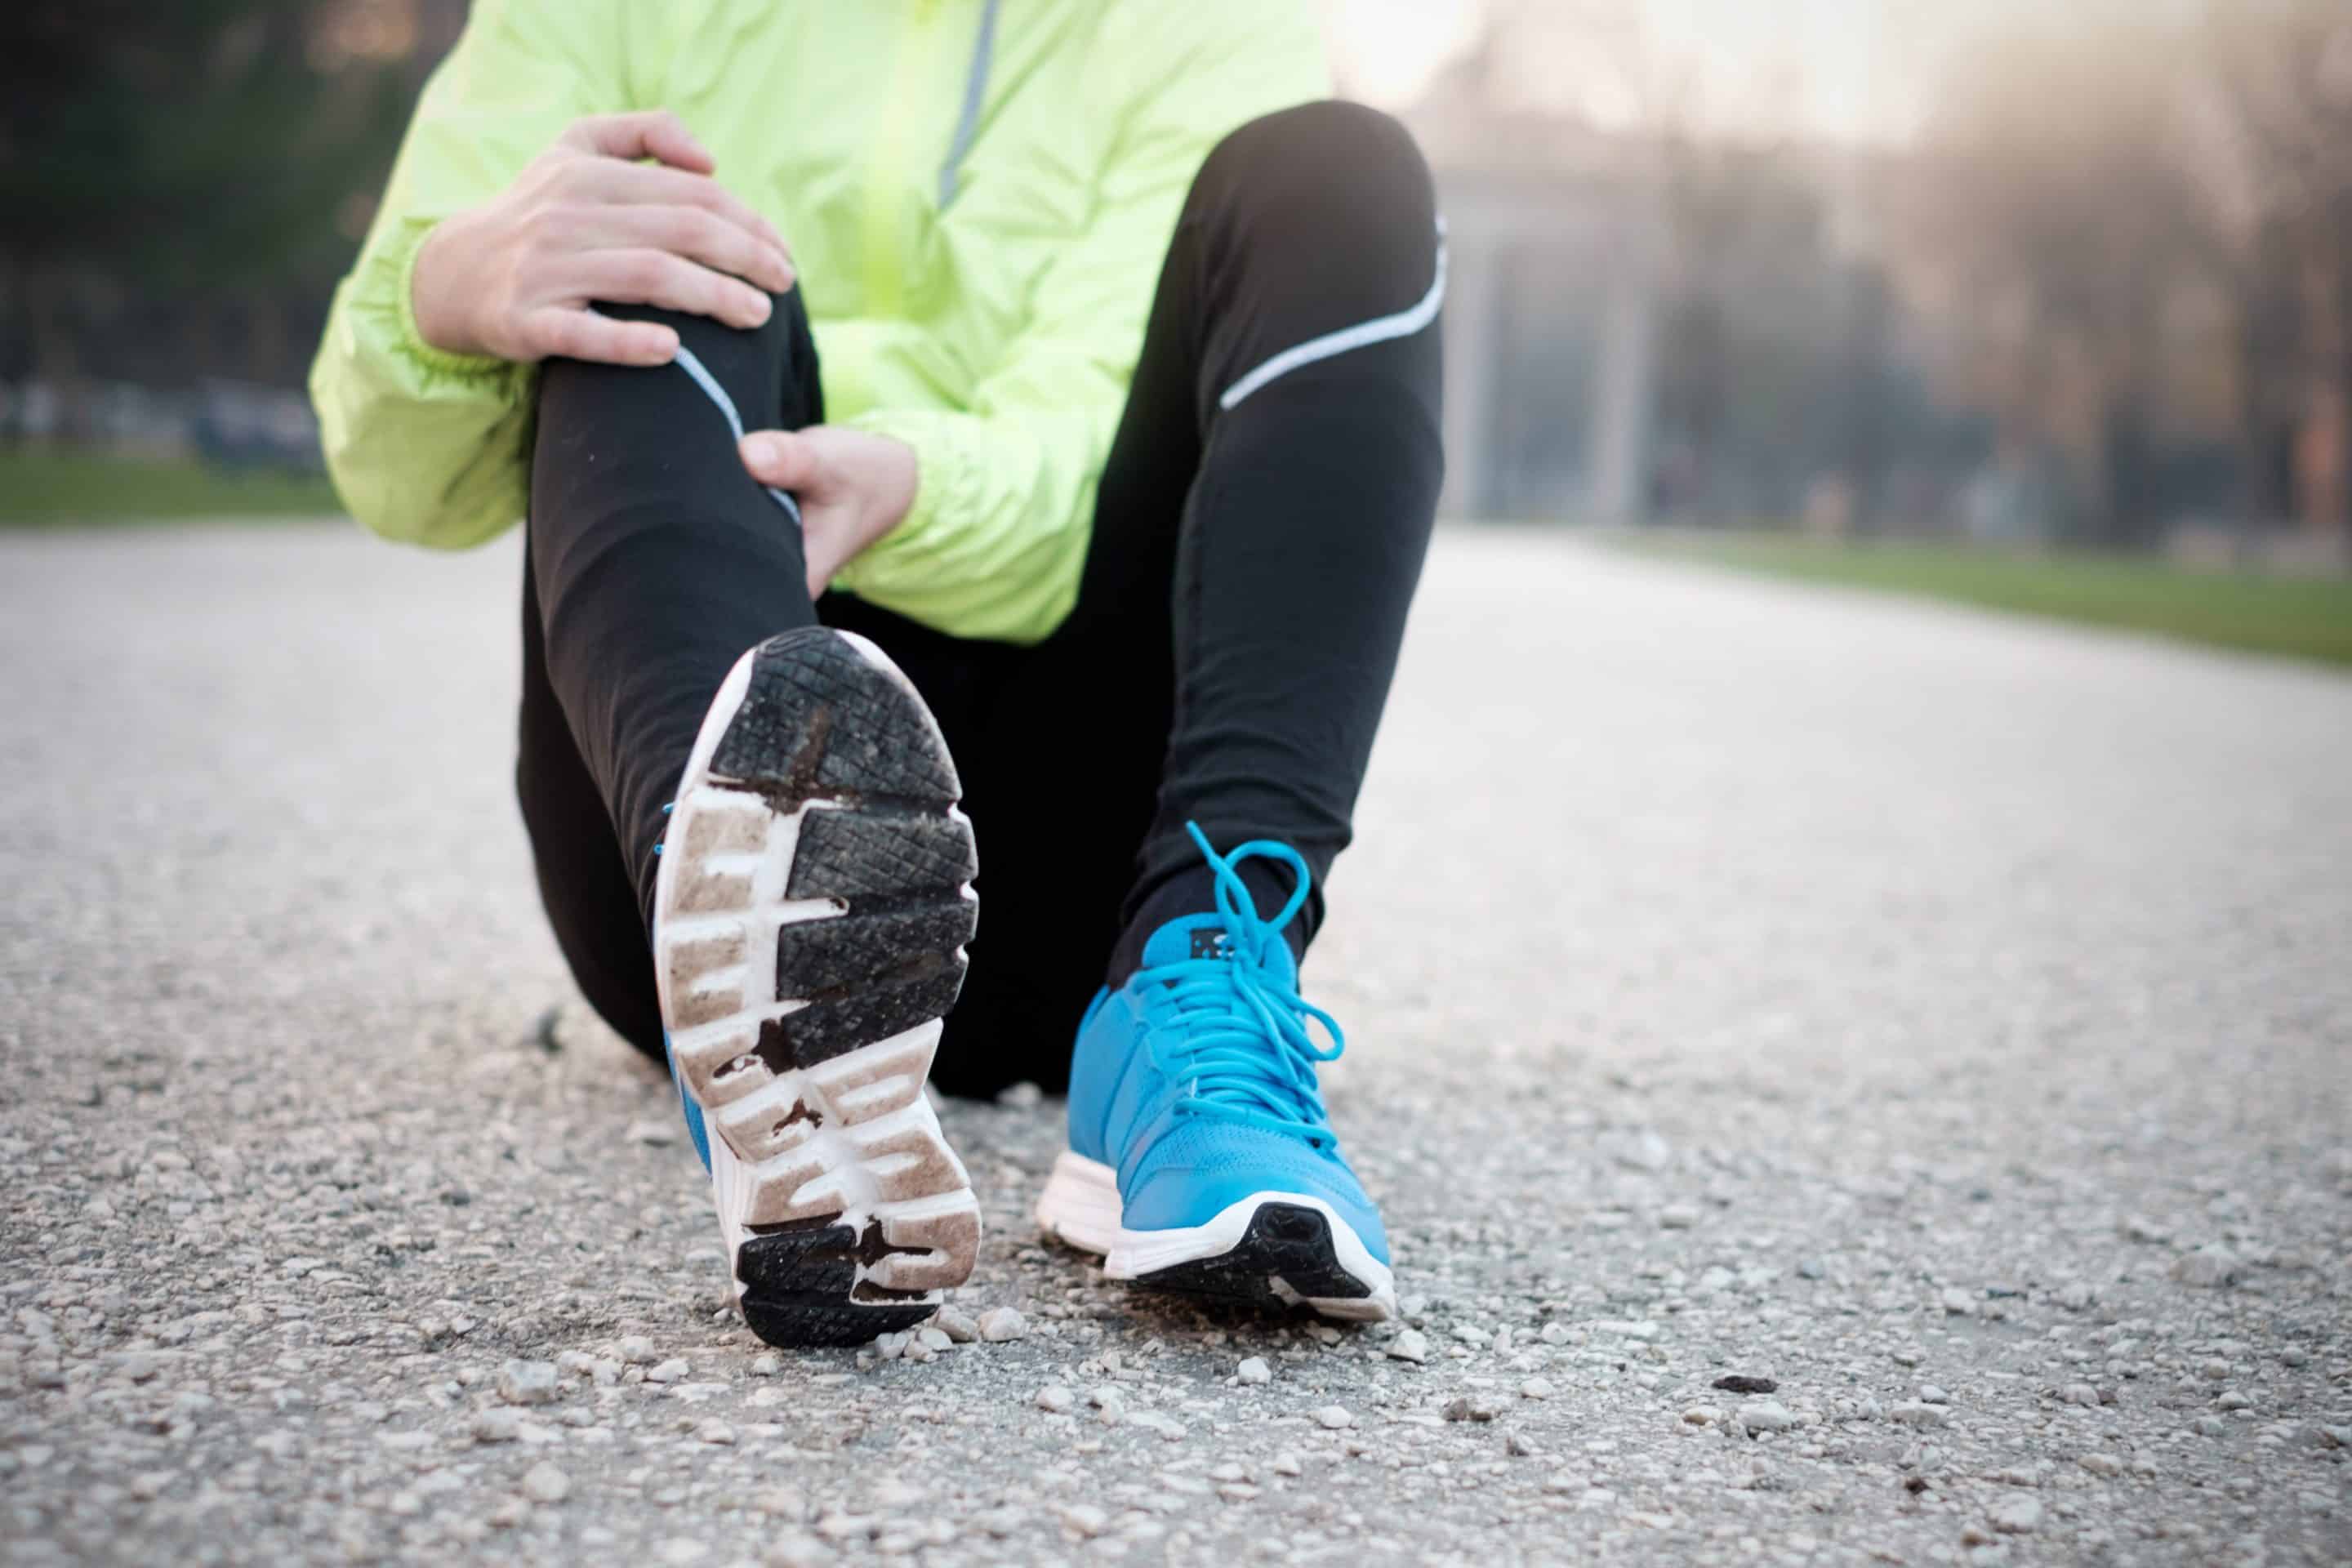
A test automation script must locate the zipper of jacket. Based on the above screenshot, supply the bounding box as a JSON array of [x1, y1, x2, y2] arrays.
[[862, 0, 947, 320]]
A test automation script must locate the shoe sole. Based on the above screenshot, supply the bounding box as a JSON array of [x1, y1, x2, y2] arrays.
[[653, 627, 981, 1348], [1035, 1151, 1396, 1322]]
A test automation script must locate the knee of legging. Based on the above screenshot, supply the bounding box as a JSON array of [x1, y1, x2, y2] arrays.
[[1195, 100, 1437, 265]]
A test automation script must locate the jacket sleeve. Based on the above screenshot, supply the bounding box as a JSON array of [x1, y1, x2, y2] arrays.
[[833, 2, 1329, 644], [308, 0, 650, 549]]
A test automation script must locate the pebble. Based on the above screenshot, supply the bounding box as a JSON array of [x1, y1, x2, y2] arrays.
[[496, 1360, 558, 1406], [488, 1495, 531, 1529], [2054, 1281, 2096, 1311], [1036, 1386, 1076, 1414], [1387, 1330, 1429, 1365], [1887, 1402, 1948, 1428], [1520, 1378, 1554, 1400], [915, 1327, 951, 1354], [1919, 1385, 1950, 1405], [1059, 1503, 1109, 1538], [2118, 1214, 2171, 1244], [1940, 1287, 1975, 1316], [1738, 1401, 1797, 1434], [2079, 1453, 2123, 1477], [1658, 1202, 1699, 1229], [1312, 1405, 1355, 1430], [930, 1307, 978, 1344], [2172, 1245, 2240, 1288], [1236, 1356, 1272, 1385], [2193, 1416, 2227, 1437], [750, 1353, 781, 1377], [645, 1358, 689, 1383], [697, 1419, 736, 1445], [1272, 1454, 1303, 1477], [617, 1336, 657, 1365], [978, 1307, 1028, 1343], [1990, 1495, 2042, 1535], [1444, 1396, 1499, 1423], [470, 1409, 522, 1444], [521, 1463, 569, 1504]]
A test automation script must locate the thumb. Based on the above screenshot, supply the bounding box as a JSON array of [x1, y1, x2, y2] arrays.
[[740, 430, 822, 491]]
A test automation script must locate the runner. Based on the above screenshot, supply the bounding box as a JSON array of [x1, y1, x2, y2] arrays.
[[312, 0, 1444, 1345]]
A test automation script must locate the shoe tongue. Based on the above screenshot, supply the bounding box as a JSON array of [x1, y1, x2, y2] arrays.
[[1141, 912, 1296, 987]]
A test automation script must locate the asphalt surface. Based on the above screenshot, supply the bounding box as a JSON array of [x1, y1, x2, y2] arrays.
[[2, 524, 2347, 1568]]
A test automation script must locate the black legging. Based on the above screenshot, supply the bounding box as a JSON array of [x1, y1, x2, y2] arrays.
[[518, 100, 1444, 1098]]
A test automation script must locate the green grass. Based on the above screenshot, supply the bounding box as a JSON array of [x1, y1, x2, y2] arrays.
[[0, 448, 343, 524], [1615, 532, 2352, 670]]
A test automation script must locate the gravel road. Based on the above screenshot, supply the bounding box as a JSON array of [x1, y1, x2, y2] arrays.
[[3, 525, 2347, 1568]]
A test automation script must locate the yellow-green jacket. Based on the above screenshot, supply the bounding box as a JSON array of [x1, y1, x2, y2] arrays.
[[310, 0, 1326, 641]]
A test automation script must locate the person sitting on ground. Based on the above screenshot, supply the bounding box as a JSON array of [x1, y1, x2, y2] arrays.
[[312, 0, 1446, 1346]]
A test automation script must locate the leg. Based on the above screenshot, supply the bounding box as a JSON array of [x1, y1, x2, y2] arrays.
[[1120, 100, 1444, 956], [515, 290, 821, 1055]]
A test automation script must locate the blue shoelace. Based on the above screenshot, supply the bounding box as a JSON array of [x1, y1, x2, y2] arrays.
[[1138, 823, 1346, 1149]]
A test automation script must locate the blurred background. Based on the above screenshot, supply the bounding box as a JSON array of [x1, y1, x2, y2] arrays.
[[3, 0, 2350, 660]]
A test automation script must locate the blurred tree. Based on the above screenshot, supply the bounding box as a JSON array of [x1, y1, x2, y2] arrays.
[[2198, 0, 2352, 542], [1897, 17, 2212, 546], [0, 0, 410, 427]]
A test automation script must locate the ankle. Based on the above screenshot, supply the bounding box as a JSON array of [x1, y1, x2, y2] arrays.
[[1107, 863, 1310, 988]]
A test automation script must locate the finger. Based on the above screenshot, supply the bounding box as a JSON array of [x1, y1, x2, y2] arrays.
[[587, 205, 794, 293], [741, 430, 817, 490], [558, 109, 715, 174], [574, 161, 791, 265], [573, 250, 773, 330], [517, 307, 678, 367]]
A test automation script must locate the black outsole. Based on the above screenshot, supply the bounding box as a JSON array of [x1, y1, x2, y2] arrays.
[[692, 629, 978, 1345], [1133, 1203, 1375, 1308], [737, 1217, 938, 1348]]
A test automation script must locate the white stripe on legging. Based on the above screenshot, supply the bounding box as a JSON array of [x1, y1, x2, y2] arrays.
[[1216, 220, 1449, 412], [671, 343, 803, 526]]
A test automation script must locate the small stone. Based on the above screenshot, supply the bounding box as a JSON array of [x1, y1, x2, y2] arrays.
[[2053, 1281, 2095, 1312], [2079, 1453, 2123, 1477], [470, 1409, 522, 1444], [2192, 1415, 2227, 1437], [1443, 1396, 1499, 1423], [1738, 1401, 1797, 1434], [1272, 1453, 1303, 1477], [2062, 1384, 2100, 1409], [497, 1360, 559, 1406], [931, 1307, 978, 1344], [1682, 1406, 1720, 1426], [1796, 1258, 1827, 1280], [1919, 1385, 1950, 1405], [915, 1327, 951, 1354], [626, 1119, 678, 1147], [2172, 1245, 2240, 1288], [1236, 1356, 1272, 1385], [750, 1353, 781, 1377], [1036, 1385, 1075, 1414], [1520, 1378, 1554, 1400], [1610, 1129, 1672, 1171], [1712, 1375, 1777, 1396], [1888, 1401, 1948, 1428], [2118, 1215, 2170, 1244], [487, 1496, 531, 1529], [1659, 1203, 1699, 1230], [1059, 1503, 1109, 1539], [1312, 1405, 1355, 1430], [1940, 1287, 1975, 1316], [764, 1535, 832, 1568], [1386, 1330, 1429, 1365], [2214, 1389, 2252, 1411], [1990, 1495, 2042, 1535], [521, 1463, 569, 1504], [617, 1335, 657, 1365], [697, 1419, 736, 1445], [645, 1357, 689, 1383], [978, 1307, 1027, 1343], [1539, 1322, 1572, 1346]]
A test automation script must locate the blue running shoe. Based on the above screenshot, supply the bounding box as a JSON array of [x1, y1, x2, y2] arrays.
[[1035, 825, 1396, 1321], [653, 627, 982, 1348]]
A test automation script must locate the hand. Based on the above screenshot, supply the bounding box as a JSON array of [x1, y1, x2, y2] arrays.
[[410, 110, 795, 366], [740, 428, 920, 600]]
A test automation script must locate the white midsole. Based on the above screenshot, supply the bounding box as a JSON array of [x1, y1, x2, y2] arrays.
[[1034, 1151, 1397, 1321], [653, 632, 978, 1307]]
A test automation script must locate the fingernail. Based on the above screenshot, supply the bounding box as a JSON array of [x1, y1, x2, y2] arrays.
[[742, 432, 782, 466], [746, 293, 771, 324]]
